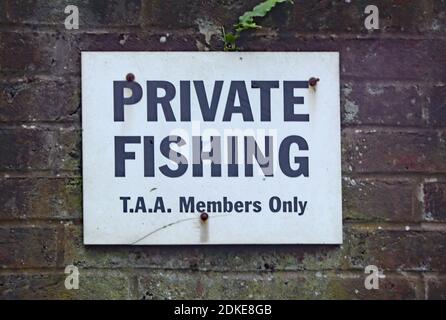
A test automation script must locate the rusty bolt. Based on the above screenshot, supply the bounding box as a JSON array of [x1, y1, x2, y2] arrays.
[[126, 73, 135, 82], [200, 212, 209, 222], [308, 77, 320, 87]]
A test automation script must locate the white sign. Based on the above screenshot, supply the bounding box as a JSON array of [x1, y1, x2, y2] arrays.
[[82, 52, 342, 245]]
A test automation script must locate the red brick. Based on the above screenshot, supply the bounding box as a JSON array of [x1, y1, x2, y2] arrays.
[[0, 227, 58, 268], [343, 129, 446, 173]]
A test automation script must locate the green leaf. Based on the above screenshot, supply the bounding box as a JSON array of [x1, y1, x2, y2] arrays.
[[222, 0, 293, 51], [224, 32, 238, 44], [236, 0, 293, 31], [235, 22, 260, 33]]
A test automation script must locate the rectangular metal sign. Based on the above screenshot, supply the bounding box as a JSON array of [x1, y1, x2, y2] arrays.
[[82, 52, 342, 245]]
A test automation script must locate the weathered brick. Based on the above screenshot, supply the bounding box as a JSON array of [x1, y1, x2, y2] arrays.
[[77, 31, 199, 52], [0, 30, 201, 76], [3, 31, 442, 82], [0, 177, 81, 220], [427, 84, 446, 127], [368, 0, 435, 34], [4, 0, 142, 27], [425, 274, 446, 299], [145, 0, 438, 36], [320, 273, 422, 300], [0, 77, 80, 122], [0, 31, 77, 75], [431, 40, 446, 81], [288, 0, 435, 34], [0, 0, 445, 300], [60, 32, 200, 73], [0, 1, 7, 24], [145, 0, 261, 29], [343, 129, 446, 173], [341, 81, 425, 126], [432, 0, 446, 34], [65, 225, 446, 272], [277, 0, 362, 33], [66, 224, 347, 271], [64, 225, 133, 268], [0, 227, 58, 268], [343, 177, 422, 222], [137, 271, 421, 299], [424, 181, 446, 221], [358, 230, 446, 272], [0, 127, 80, 172], [65, 225, 219, 271], [236, 37, 440, 81], [0, 271, 131, 299]]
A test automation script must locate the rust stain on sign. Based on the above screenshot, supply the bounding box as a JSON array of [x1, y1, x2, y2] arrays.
[[200, 218, 209, 243]]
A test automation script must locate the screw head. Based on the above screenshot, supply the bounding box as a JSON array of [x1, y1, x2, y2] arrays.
[[126, 73, 135, 82], [200, 212, 209, 221], [309, 77, 320, 87]]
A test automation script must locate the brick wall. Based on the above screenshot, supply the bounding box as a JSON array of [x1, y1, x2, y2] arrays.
[[0, 0, 445, 299]]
